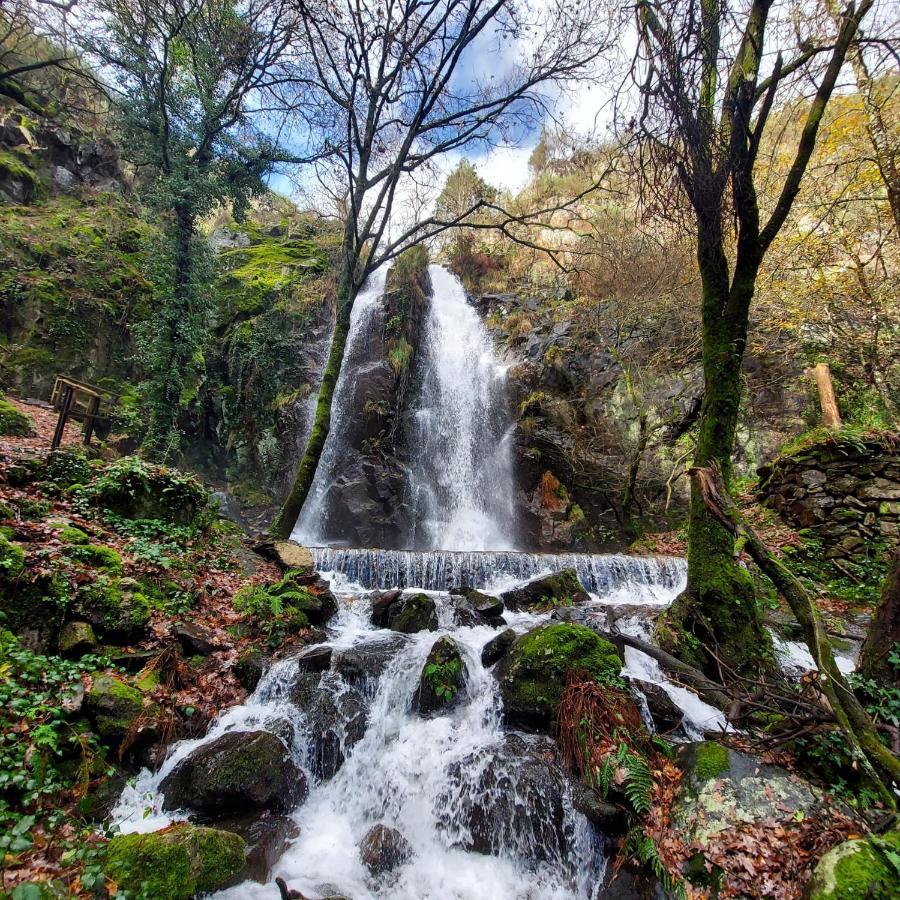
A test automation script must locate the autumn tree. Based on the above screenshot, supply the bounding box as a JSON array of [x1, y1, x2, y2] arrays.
[[629, 0, 875, 676], [271, 0, 612, 537]]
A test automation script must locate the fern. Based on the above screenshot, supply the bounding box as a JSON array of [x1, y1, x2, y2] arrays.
[[625, 825, 686, 900]]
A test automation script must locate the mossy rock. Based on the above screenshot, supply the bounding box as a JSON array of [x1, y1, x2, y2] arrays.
[[104, 823, 246, 899], [413, 636, 467, 716], [499, 568, 589, 611], [85, 673, 157, 743], [58, 620, 98, 657], [0, 550, 68, 650], [159, 729, 307, 816], [0, 396, 35, 436], [69, 542, 123, 573], [495, 623, 622, 731], [386, 593, 438, 634], [0, 533, 26, 581], [806, 831, 900, 899], [59, 525, 90, 545], [72, 576, 150, 640]]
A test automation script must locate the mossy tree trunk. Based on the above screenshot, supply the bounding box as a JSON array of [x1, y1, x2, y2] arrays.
[[860, 550, 900, 687]]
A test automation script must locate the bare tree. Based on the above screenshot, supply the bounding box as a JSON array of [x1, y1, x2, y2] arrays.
[[271, 0, 613, 537], [627, 0, 875, 677]]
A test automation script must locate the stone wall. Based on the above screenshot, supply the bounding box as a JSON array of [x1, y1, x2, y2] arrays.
[[757, 435, 900, 560]]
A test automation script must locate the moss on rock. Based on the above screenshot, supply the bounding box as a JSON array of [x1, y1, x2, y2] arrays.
[[806, 831, 900, 900], [70, 543, 123, 573], [72, 576, 150, 640], [85, 673, 153, 742], [59, 525, 90, 545], [0, 396, 35, 436], [104, 823, 246, 899], [0, 533, 26, 581], [387, 593, 438, 634], [496, 623, 622, 730], [499, 568, 589, 610], [692, 741, 730, 781]]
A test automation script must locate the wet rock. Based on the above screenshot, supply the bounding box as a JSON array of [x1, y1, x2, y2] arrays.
[[296, 644, 333, 673], [495, 623, 622, 731], [630, 680, 684, 734], [333, 635, 409, 689], [413, 636, 467, 716], [270, 573, 338, 626], [385, 592, 438, 633], [358, 823, 413, 876], [500, 568, 590, 610], [442, 734, 569, 864], [160, 730, 307, 815], [289, 673, 368, 779], [233, 647, 268, 692], [673, 741, 820, 848], [172, 622, 222, 656], [570, 781, 628, 835], [370, 589, 403, 627], [104, 824, 245, 900], [480, 628, 516, 667], [467, 590, 504, 618], [213, 812, 299, 884], [58, 620, 97, 657]]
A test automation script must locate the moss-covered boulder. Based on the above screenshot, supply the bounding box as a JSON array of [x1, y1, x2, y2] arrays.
[[233, 647, 268, 691], [269, 573, 338, 626], [104, 824, 246, 899], [59, 525, 90, 545], [806, 831, 900, 899], [0, 541, 68, 650], [0, 395, 35, 436], [58, 620, 98, 657], [0, 532, 25, 581], [87, 457, 208, 525], [159, 730, 307, 816], [413, 636, 467, 716], [85, 673, 158, 744], [499, 568, 589, 611], [72, 576, 150, 641], [385, 593, 438, 633], [495, 623, 621, 730], [68, 542, 123, 573]]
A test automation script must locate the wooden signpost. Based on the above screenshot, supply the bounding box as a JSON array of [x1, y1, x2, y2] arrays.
[[50, 377, 105, 450]]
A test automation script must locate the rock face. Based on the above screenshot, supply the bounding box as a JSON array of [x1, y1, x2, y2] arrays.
[[673, 742, 820, 847], [441, 734, 570, 864], [233, 648, 268, 692], [500, 569, 590, 610], [412, 636, 467, 716], [805, 831, 900, 900], [289, 673, 368, 779], [160, 730, 307, 815], [758, 434, 900, 557], [103, 824, 245, 900], [272, 540, 314, 572], [495, 623, 622, 730], [358, 824, 413, 876], [172, 622, 222, 656]]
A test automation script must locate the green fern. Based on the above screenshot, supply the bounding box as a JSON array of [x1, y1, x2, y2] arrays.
[[625, 825, 686, 900]]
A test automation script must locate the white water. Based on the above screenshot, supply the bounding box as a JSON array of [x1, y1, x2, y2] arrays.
[[406, 266, 520, 551], [292, 268, 388, 546]]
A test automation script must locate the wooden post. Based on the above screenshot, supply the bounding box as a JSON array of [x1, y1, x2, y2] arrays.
[[51, 386, 74, 450], [83, 395, 101, 446], [814, 362, 842, 430]]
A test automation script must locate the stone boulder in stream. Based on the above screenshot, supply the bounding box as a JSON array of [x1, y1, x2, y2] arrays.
[[500, 568, 589, 610], [481, 628, 516, 667], [441, 734, 570, 864], [289, 672, 368, 779], [212, 812, 299, 884], [160, 730, 306, 815], [374, 591, 438, 633], [495, 623, 622, 730], [358, 823, 413, 876], [412, 636, 467, 716]]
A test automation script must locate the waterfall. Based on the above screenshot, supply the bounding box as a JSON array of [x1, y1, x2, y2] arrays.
[[405, 265, 520, 550], [292, 269, 388, 545], [312, 547, 686, 599]]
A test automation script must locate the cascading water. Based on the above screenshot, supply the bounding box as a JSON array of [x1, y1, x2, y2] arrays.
[[405, 265, 520, 550]]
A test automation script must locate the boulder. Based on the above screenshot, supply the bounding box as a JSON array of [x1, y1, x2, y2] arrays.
[[500, 568, 590, 610], [673, 742, 820, 848], [570, 781, 628, 835], [85, 674, 158, 746], [272, 541, 314, 573], [233, 647, 268, 692], [630, 680, 684, 734], [480, 628, 516, 668], [441, 734, 569, 864], [289, 673, 368, 779], [172, 622, 222, 656], [269, 573, 338, 626], [58, 620, 97, 658], [358, 824, 413, 876], [371, 589, 403, 627], [295, 644, 333, 673], [806, 831, 900, 900], [495, 623, 622, 730], [413, 636, 467, 716], [104, 824, 245, 900], [160, 730, 307, 815], [333, 635, 409, 690], [385, 593, 438, 633], [212, 812, 299, 884], [72, 576, 150, 642]]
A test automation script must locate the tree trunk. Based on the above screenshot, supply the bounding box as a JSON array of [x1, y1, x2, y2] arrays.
[[143, 202, 195, 459], [814, 362, 842, 429], [270, 258, 355, 539], [860, 550, 900, 687], [659, 262, 771, 678]]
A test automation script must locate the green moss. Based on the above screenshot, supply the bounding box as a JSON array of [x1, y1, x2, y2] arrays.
[[806, 831, 900, 899], [0, 147, 39, 186], [0, 534, 26, 581], [74, 577, 150, 638], [0, 397, 35, 436], [104, 824, 246, 899], [693, 741, 730, 781], [59, 526, 90, 545], [85, 673, 146, 741], [70, 543, 123, 573], [498, 623, 622, 729]]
